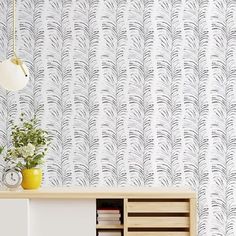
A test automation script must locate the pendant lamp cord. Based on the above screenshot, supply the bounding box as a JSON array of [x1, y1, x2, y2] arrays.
[[12, 0, 27, 76]]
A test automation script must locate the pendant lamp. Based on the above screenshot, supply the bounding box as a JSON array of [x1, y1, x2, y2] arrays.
[[0, 0, 29, 91]]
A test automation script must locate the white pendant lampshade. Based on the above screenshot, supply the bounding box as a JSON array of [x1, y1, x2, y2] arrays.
[[0, 0, 29, 91], [0, 58, 29, 91]]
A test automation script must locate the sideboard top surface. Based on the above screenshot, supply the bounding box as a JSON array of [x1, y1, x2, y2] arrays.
[[0, 187, 196, 199]]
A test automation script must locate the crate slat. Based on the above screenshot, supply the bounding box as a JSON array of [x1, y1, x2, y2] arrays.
[[127, 216, 189, 228], [127, 202, 189, 213]]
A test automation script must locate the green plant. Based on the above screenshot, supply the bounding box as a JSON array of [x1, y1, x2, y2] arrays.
[[4, 114, 50, 169]]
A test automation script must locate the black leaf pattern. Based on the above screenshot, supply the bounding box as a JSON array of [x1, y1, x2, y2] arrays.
[[156, 0, 183, 186], [101, 0, 128, 186], [128, 0, 154, 186], [18, 0, 45, 121], [73, 0, 100, 186], [46, 0, 75, 186], [183, 0, 210, 235], [0, 0, 234, 234], [211, 0, 236, 235]]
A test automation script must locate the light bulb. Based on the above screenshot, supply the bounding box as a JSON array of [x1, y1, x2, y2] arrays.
[[0, 58, 29, 91]]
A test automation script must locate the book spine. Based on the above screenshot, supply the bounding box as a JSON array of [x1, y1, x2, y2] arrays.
[[97, 218, 120, 221], [97, 211, 120, 214], [97, 214, 121, 218], [97, 221, 121, 225]]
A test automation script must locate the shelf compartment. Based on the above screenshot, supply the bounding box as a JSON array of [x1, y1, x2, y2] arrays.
[[96, 199, 124, 226]]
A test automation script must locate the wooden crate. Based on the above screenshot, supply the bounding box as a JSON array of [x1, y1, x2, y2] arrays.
[[125, 198, 196, 236]]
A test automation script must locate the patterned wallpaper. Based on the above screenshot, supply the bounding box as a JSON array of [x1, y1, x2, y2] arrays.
[[0, 0, 236, 235]]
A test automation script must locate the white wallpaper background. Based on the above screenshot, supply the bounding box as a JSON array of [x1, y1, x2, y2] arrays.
[[0, 0, 236, 235]]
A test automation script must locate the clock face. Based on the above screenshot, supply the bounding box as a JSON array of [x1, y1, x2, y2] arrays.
[[2, 168, 22, 189]]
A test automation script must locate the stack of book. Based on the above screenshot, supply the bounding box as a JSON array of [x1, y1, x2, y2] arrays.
[[98, 232, 122, 236], [97, 208, 121, 225]]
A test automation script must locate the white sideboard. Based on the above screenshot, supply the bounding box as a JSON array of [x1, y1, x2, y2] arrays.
[[30, 199, 96, 236], [0, 199, 29, 236], [0, 187, 196, 236]]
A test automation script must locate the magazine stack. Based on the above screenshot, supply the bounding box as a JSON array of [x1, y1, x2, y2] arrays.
[[97, 208, 121, 225]]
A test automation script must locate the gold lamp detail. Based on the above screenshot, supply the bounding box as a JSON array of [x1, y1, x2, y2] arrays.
[[0, 0, 29, 91]]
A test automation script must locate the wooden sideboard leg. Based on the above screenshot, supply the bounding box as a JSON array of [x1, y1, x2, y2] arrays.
[[124, 198, 128, 236], [190, 197, 197, 236]]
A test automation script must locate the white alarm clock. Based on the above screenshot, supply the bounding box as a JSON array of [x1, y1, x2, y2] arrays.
[[2, 167, 22, 189]]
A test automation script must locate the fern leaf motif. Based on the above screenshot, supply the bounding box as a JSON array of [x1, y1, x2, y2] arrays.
[[100, 0, 128, 186], [183, 0, 210, 235], [128, 0, 154, 186], [156, 0, 183, 186], [211, 0, 236, 235], [46, 0, 75, 186], [18, 0, 45, 122], [73, 0, 100, 186]]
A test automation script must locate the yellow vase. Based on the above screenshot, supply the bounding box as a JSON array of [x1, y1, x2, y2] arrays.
[[21, 168, 42, 190]]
